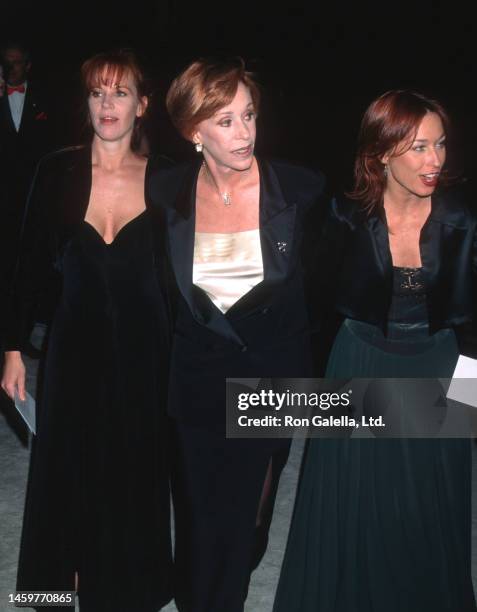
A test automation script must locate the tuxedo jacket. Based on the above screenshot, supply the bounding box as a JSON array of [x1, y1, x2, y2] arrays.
[[3, 145, 172, 351], [317, 188, 477, 335], [148, 157, 326, 425], [0, 82, 50, 142], [0, 82, 53, 198]]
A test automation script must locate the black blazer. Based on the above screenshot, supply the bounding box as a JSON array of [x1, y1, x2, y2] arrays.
[[318, 188, 477, 334], [3, 145, 171, 351], [148, 157, 325, 425]]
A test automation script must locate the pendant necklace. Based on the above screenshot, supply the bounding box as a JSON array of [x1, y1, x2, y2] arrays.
[[202, 161, 232, 206]]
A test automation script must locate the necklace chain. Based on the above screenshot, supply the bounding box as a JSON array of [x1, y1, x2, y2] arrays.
[[202, 161, 232, 206]]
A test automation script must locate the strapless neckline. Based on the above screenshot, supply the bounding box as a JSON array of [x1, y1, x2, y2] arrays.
[[82, 209, 148, 246]]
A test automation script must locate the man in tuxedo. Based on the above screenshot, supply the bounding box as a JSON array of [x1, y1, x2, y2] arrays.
[[0, 42, 54, 355], [1, 42, 53, 218]]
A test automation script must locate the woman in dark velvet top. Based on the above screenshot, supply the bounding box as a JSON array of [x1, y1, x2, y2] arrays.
[[1, 50, 173, 611], [274, 91, 477, 611], [149, 58, 325, 612]]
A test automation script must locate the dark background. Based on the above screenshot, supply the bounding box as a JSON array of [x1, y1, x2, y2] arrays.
[[3, 0, 477, 189]]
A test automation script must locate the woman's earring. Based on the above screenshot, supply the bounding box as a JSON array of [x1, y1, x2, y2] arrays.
[[383, 164, 388, 178], [195, 143, 203, 153]]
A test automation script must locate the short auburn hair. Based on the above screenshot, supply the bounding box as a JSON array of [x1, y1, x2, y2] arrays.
[[350, 90, 450, 211], [166, 57, 260, 141], [81, 49, 149, 151]]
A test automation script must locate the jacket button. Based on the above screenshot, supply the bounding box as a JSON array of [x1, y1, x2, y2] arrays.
[[241, 345, 248, 352], [262, 307, 269, 315]]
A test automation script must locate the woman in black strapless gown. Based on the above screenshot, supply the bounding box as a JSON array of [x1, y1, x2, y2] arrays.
[[2, 51, 173, 611], [274, 91, 477, 611]]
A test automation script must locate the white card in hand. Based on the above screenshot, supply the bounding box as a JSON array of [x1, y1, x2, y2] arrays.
[[446, 355, 477, 409], [14, 391, 36, 434]]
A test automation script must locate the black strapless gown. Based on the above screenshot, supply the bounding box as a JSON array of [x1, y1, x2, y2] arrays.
[[274, 267, 476, 612], [17, 211, 173, 611]]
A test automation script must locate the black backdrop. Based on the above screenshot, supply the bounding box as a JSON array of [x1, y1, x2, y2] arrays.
[[3, 0, 477, 190]]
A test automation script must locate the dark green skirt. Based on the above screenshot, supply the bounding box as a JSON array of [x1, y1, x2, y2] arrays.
[[274, 320, 476, 612]]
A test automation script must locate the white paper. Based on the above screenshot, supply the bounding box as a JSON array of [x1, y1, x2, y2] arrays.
[[446, 355, 477, 408], [14, 391, 36, 434]]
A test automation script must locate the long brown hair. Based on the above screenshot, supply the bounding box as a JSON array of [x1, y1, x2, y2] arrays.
[[349, 90, 450, 211]]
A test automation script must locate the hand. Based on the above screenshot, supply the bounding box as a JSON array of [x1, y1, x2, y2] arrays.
[[1, 351, 26, 401]]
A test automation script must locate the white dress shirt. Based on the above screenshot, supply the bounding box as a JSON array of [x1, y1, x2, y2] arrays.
[[8, 81, 27, 131]]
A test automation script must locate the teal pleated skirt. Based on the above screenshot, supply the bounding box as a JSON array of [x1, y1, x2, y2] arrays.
[[274, 319, 476, 612]]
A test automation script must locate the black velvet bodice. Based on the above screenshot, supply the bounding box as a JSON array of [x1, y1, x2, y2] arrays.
[[345, 267, 440, 353], [388, 267, 427, 326]]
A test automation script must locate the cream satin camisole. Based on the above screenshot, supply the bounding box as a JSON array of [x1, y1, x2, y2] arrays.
[[193, 229, 264, 313]]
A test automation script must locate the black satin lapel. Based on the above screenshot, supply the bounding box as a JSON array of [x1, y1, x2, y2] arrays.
[[166, 161, 246, 346], [258, 158, 296, 284], [420, 220, 440, 291], [166, 207, 196, 318], [17, 88, 31, 133], [225, 203, 296, 317], [225, 159, 296, 317], [368, 212, 392, 278], [260, 207, 296, 283], [165, 162, 198, 318]]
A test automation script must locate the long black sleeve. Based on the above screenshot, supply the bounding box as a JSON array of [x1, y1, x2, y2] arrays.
[[3, 160, 56, 351]]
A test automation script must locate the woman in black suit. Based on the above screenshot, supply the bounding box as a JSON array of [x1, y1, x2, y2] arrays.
[[1, 50, 173, 611], [274, 90, 477, 612], [148, 58, 325, 612]]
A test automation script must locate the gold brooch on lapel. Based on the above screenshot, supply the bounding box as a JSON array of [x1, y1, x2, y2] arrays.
[[277, 241, 287, 253]]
